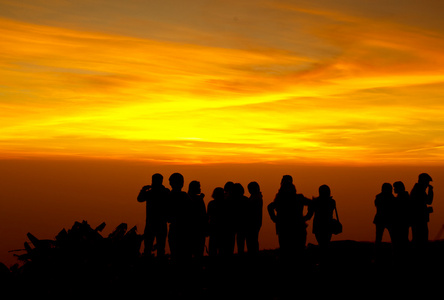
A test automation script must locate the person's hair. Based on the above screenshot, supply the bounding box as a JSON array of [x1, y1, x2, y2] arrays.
[[281, 175, 293, 185], [248, 181, 260, 194], [169, 173, 184, 190], [152, 173, 163, 185], [381, 182, 393, 194], [319, 184, 331, 197], [188, 180, 201, 194], [212, 187, 224, 200], [393, 181, 405, 192]]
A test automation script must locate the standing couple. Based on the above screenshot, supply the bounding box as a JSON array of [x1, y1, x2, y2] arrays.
[[267, 175, 340, 261]]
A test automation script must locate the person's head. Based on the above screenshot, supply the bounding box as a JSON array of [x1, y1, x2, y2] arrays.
[[151, 173, 163, 186], [418, 173, 432, 186], [381, 182, 393, 194], [233, 183, 245, 197], [319, 184, 331, 198], [188, 180, 201, 195], [393, 181, 405, 194], [169, 173, 184, 191], [278, 179, 296, 195], [212, 187, 224, 200], [247, 181, 260, 195], [224, 181, 234, 197], [281, 175, 293, 185]]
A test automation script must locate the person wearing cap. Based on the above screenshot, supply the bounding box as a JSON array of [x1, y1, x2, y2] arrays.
[[410, 173, 434, 251]]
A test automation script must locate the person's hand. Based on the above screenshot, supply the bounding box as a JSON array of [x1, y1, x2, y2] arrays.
[[141, 185, 151, 191]]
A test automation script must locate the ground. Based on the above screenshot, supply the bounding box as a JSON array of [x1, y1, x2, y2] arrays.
[[2, 239, 443, 298]]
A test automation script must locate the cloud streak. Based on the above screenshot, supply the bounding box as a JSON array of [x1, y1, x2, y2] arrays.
[[1, 0, 444, 165]]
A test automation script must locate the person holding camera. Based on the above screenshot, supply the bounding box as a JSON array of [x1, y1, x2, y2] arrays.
[[410, 173, 434, 253], [137, 173, 170, 258]]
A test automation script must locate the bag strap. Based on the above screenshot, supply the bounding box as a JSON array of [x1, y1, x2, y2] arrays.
[[334, 206, 339, 221]]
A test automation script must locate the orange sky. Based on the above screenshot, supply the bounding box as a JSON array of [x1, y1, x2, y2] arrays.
[[1, 0, 444, 164], [1, 160, 443, 267], [1, 0, 444, 266]]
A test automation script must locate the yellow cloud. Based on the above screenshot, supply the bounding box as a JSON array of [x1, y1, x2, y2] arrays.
[[1, 14, 444, 165]]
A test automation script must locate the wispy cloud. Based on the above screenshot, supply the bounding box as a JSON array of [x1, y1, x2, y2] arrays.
[[1, 0, 444, 165]]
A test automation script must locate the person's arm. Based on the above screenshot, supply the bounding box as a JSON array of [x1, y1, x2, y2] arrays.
[[427, 185, 434, 205], [137, 185, 151, 202], [267, 202, 277, 223], [304, 197, 314, 221], [258, 196, 263, 229]]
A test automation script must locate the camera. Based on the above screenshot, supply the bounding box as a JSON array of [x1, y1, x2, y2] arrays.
[[142, 185, 151, 191]]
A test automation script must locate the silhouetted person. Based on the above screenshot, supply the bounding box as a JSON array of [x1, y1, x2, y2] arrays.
[[268, 175, 313, 260], [410, 173, 433, 254], [311, 184, 336, 261], [373, 183, 395, 248], [221, 181, 236, 256], [207, 187, 225, 257], [392, 181, 411, 259], [245, 181, 263, 256], [232, 183, 250, 256], [167, 173, 193, 262], [137, 173, 169, 257], [188, 180, 208, 261]]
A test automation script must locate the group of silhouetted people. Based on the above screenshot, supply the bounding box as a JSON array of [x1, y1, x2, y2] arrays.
[[137, 173, 344, 264], [373, 173, 434, 261], [137, 173, 264, 263], [137, 171, 434, 266], [267, 175, 340, 263], [206, 181, 263, 258]]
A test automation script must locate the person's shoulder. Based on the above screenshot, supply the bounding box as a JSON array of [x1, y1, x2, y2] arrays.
[[253, 193, 263, 202], [410, 183, 421, 195], [181, 191, 191, 199], [208, 199, 220, 207], [296, 193, 310, 201], [267, 201, 276, 208]]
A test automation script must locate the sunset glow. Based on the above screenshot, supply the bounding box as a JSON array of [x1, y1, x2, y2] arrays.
[[1, 0, 444, 165], [1, 0, 444, 267]]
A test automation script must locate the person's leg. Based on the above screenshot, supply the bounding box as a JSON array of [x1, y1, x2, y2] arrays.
[[144, 225, 155, 256], [156, 223, 167, 257]]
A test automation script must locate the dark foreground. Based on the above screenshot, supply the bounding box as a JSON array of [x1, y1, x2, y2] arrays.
[[1, 222, 443, 298], [2, 241, 444, 299]]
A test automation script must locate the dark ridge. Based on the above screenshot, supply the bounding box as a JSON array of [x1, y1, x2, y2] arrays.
[[1, 220, 443, 298]]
